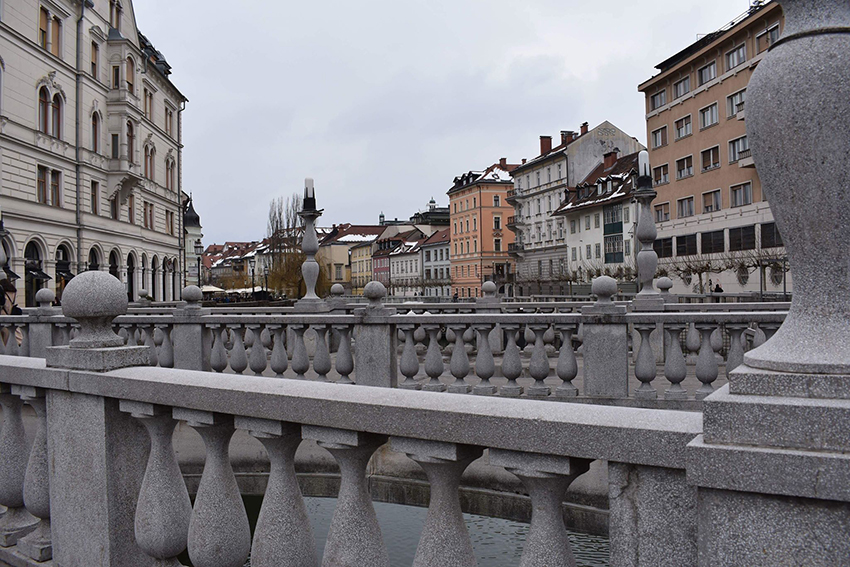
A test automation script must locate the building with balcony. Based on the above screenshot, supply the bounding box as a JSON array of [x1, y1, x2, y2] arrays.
[[420, 227, 450, 298], [638, 0, 790, 294], [447, 159, 517, 298], [507, 123, 643, 296], [0, 0, 188, 305]]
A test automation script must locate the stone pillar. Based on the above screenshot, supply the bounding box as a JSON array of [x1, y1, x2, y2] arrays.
[[172, 285, 210, 371], [294, 178, 330, 313], [28, 288, 60, 358], [475, 281, 503, 353], [687, 3, 850, 564], [353, 281, 397, 387], [581, 276, 628, 398], [43, 270, 154, 566]]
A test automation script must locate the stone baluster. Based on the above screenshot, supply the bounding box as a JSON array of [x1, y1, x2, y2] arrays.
[[19, 326, 29, 357], [227, 325, 248, 374], [14, 387, 51, 561], [0, 327, 6, 355], [157, 324, 174, 368], [634, 323, 657, 399], [235, 418, 318, 567], [751, 326, 767, 348], [303, 427, 389, 567], [422, 325, 446, 392], [663, 323, 688, 400], [126, 324, 139, 346], [526, 324, 550, 398], [5, 325, 19, 356], [209, 325, 228, 373], [500, 324, 523, 397], [334, 324, 354, 384], [290, 324, 310, 380], [398, 325, 421, 390], [554, 324, 579, 397], [117, 325, 128, 345], [120, 401, 192, 564], [391, 439, 482, 567], [313, 324, 332, 382], [695, 323, 719, 400], [174, 409, 251, 567], [58, 323, 71, 346], [472, 323, 496, 395], [725, 323, 748, 375], [248, 324, 268, 376], [447, 324, 471, 393], [267, 325, 288, 377], [0, 385, 38, 546], [490, 449, 590, 567], [143, 324, 158, 366], [685, 322, 700, 363], [758, 321, 781, 343]]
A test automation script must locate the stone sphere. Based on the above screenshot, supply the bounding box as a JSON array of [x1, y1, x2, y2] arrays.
[[482, 281, 497, 295], [657, 277, 674, 292], [331, 283, 345, 296], [62, 271, 128, 319], [35, 288, 55, 305], [363, 281, 386, 302], [592, 276, 618, 301], [138, 288, 149, 298], [182, 285, 203, 302]]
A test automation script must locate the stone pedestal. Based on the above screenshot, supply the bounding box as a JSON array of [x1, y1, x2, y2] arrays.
[[581, 278, 628, 398]]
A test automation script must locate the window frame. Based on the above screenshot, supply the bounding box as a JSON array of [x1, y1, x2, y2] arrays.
[[701, 145, 720, 172], [650, 89, 667, 110], [673, 76, 690, 99], [731, 181, 753, 207], [702, 189, 721, 213], [699, 102, 719, 129], [697, 61, 717, 86], [651, 125, 668, 149], [654, 202, 670, 223], [653, 164, 669, 186], [725, 43, 747, 71], [677, 196, 695, 219], [675, 155, 694, 180], [674, 114, 692, 140]]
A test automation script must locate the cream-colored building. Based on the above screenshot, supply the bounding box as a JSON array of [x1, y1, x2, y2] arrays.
[[0, 0, 187, 305], [638, 1, 790, 295], [317, 224, 384, 294]]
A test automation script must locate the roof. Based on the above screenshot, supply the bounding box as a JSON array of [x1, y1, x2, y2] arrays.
[[510, 131, 584, 175], [448, 161, 519, 194], [421, 227, 450, 247], [320, 224, 385, 245], [552, 152, 640, 216], [183, 197, 200, 227]]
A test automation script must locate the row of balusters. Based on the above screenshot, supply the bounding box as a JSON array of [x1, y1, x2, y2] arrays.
[[0, 323, 28, 356]]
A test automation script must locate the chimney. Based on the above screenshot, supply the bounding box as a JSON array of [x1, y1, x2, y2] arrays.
[[539, 135, 552, 155], [560, 130, 574, 145], [522, 158, 527, 164], [499, 157, 507, 168], [603, 149, 619, 169], [580, 122, 589, 135]]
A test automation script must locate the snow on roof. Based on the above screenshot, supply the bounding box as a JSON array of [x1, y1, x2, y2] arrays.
[[336, 234, 378, 243]]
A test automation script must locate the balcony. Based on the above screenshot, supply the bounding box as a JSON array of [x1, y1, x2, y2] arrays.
[[505, 188, 518, 203], [736, 101, 746, 120], [737, 148, 755, 168]]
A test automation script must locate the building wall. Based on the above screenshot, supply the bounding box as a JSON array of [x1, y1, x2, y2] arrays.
[[421, 242, 450, 297], [349, 244, 372, 295]]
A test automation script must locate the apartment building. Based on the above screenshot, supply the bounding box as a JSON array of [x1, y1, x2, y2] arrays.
[[318, 224, 384, 294], [0, 0, 188, 304], [507, 122, 643, 296], [420, 227, 450, 298], [447, 159, 517, 298], [638, 1, 790, 294]]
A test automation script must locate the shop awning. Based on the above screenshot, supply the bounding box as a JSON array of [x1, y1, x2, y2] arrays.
[[57, 270, 75, 282], [27, 269, 52, 281], [3, 266, 20, 281]]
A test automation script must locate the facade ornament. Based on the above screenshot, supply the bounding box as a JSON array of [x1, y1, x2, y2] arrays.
[[36, 71, 66, 101]]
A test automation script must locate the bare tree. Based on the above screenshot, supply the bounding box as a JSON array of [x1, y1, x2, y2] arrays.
[[266, 194, 309, 298]]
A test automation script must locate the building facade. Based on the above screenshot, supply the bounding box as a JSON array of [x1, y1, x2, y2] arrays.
[[349, 241, 372, 295], [420, 227, 450, 298], [508, 122, 643, 296], [317, 224, 384, 294], [448, 159, 517, 299], [0, 0, 188, 304], [638, 1, 790, 294]]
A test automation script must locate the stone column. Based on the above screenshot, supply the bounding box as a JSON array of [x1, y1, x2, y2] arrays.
[[688, 3, 850, 564], [28, 288, 60, 358], [43, 270, 154, 566], [172, 285, 211, 371], [581, 276, 628, 398], [352, 282, 397, 387]]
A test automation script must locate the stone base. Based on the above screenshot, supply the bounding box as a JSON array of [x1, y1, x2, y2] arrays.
[[421, 382, 446, 393], [498, 384, 521, 398], [0, 509, 38, 547], [398, 382, 421, 391], [730, 364, 850, 399], [634, 387, 658, 400], [15, 522, 50, 562], [524, 385, 550, 398], [446, 382, 471, 394], [0, 545, 55, 567], [664, 386, 689, 400], [554, 384, 578, 398], [292, 298, 330, 313], [472, 384, 496, 396], [45, 345, 150, 371]]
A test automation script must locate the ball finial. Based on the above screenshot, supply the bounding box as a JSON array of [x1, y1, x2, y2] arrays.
[[182, 285, 203, 303], [592, 276, 618, 304], [331, 283, 345, 296], [62, 271, 128, 348], [363, 281, 387, 310]]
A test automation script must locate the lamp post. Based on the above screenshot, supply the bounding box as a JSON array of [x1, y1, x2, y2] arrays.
[[263, 265, 269, 297], [193, 239, 203, 287], [632, 149, 664, 312], [294, 178, 329, 312], [249, 258, 256, 301]]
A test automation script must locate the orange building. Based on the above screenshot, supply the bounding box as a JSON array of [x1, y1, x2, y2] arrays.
[[447, 159, 518, 298]]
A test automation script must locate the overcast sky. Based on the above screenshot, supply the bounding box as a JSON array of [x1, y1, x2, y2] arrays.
[[133, 0, 756, 244]]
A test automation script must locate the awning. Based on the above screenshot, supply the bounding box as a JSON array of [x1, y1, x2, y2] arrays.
[[3, 266, 20, 281], [57, 270, 75, 282], [201, 285, 225, 293], [27, 269, 52, 281]]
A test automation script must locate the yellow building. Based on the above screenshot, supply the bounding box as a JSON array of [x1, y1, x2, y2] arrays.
[[318, 224, 384, 295]]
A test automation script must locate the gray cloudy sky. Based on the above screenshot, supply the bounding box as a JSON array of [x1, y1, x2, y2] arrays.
[[133, 0, 754, 244]]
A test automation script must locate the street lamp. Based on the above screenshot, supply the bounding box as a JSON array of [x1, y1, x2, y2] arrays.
[[193, 239, 203, 287], [249, 258, 256, 301], [263, 265, 269, 297]]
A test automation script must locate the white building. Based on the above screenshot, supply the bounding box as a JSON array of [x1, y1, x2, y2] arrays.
[[388, 234, 424, 298], [0, 0, 188, 305], [420, 227, 450, 298]]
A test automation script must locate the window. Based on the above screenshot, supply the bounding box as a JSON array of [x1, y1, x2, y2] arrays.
[[676, 234, 697, 256], [675, 115, 692, 139], [624, 240, 631, 256], [126, 57, 134, 92], [727, 89, 746, 117], [425, 250, 431, 262], [128, 194, 135, 224], [473, 197, 476, 208], [90, 181, 98, 214], [673, 76, 690, 99], [731, 182, 753, 207], [493, 195, 500, 207], [50, 169, 60, 206], [112, 66, 120, 89], [676, 156, 693, 179], [697, 61, 716, 86], [677, 197, 695, 218], [623, 207, 629, 224], [110, 0, 122, 31], [651, 126, 668, 148], [655, 203, 670, 222], [38, 87, 50, 133], [143, 89, 153, 120], [654, 238, 673, 258], [166, 210, 175, 235], [494, 238, 501, 252], [547, 167, 551, 182], [595, 243, 602, 259], [701, 146, 720, 171], [594, 214, 600, 228], [757, 25, 780, 53], [493, 216, 501, 230], [650, 90, 666, 110], [604, 236, 623, 263], [111, 134, 119, 159], [585, 216, 590, 230], [729, 136, 749, 162], [37, 166, 48, 203], [729, 225, 756, 251], [144, 146, 154, 179], [126, 121, 134, 162], [586, 245, 591, 259], [51, 94, 62, 138], [91, 41, 99, 78], [110, 197, 119, 220], [603, 203, 623, 226], [143, 202, 154, 229], [39, 8, 48, 49], [653, 164, 669, 186], [726, 44, 746, 71], [700, 103, 719, 129], [761, 222, 783, 249], [571, 248, 577, 261], [50, 15, 60, 57], [165, 107, 173, 137], [558, 163, 562, 179], [465, 219, 469, 232], [703, 190, 721, 213], [453, 222, 457, 234], [473, 217, 477, 231], [701, 230, 725, 254], [166, 161, 175, 191], [570, 220, 576, 234], [91, 113, 100, 152]]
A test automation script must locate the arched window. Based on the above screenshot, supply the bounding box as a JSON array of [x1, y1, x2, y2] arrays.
[[88, 248, 100, 271], [38, 87, 49, 133], [144, 146, 150, 178], [165, 160, 174, 191], [91, 113, 99, 152], [51, 94, 61, 138], [126, 120, 134, 163], [126, 56, 134, 91]]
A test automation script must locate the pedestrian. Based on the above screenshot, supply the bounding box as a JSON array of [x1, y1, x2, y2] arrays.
[[714, 283, 724, 293], [0, 279, 23, 346]]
